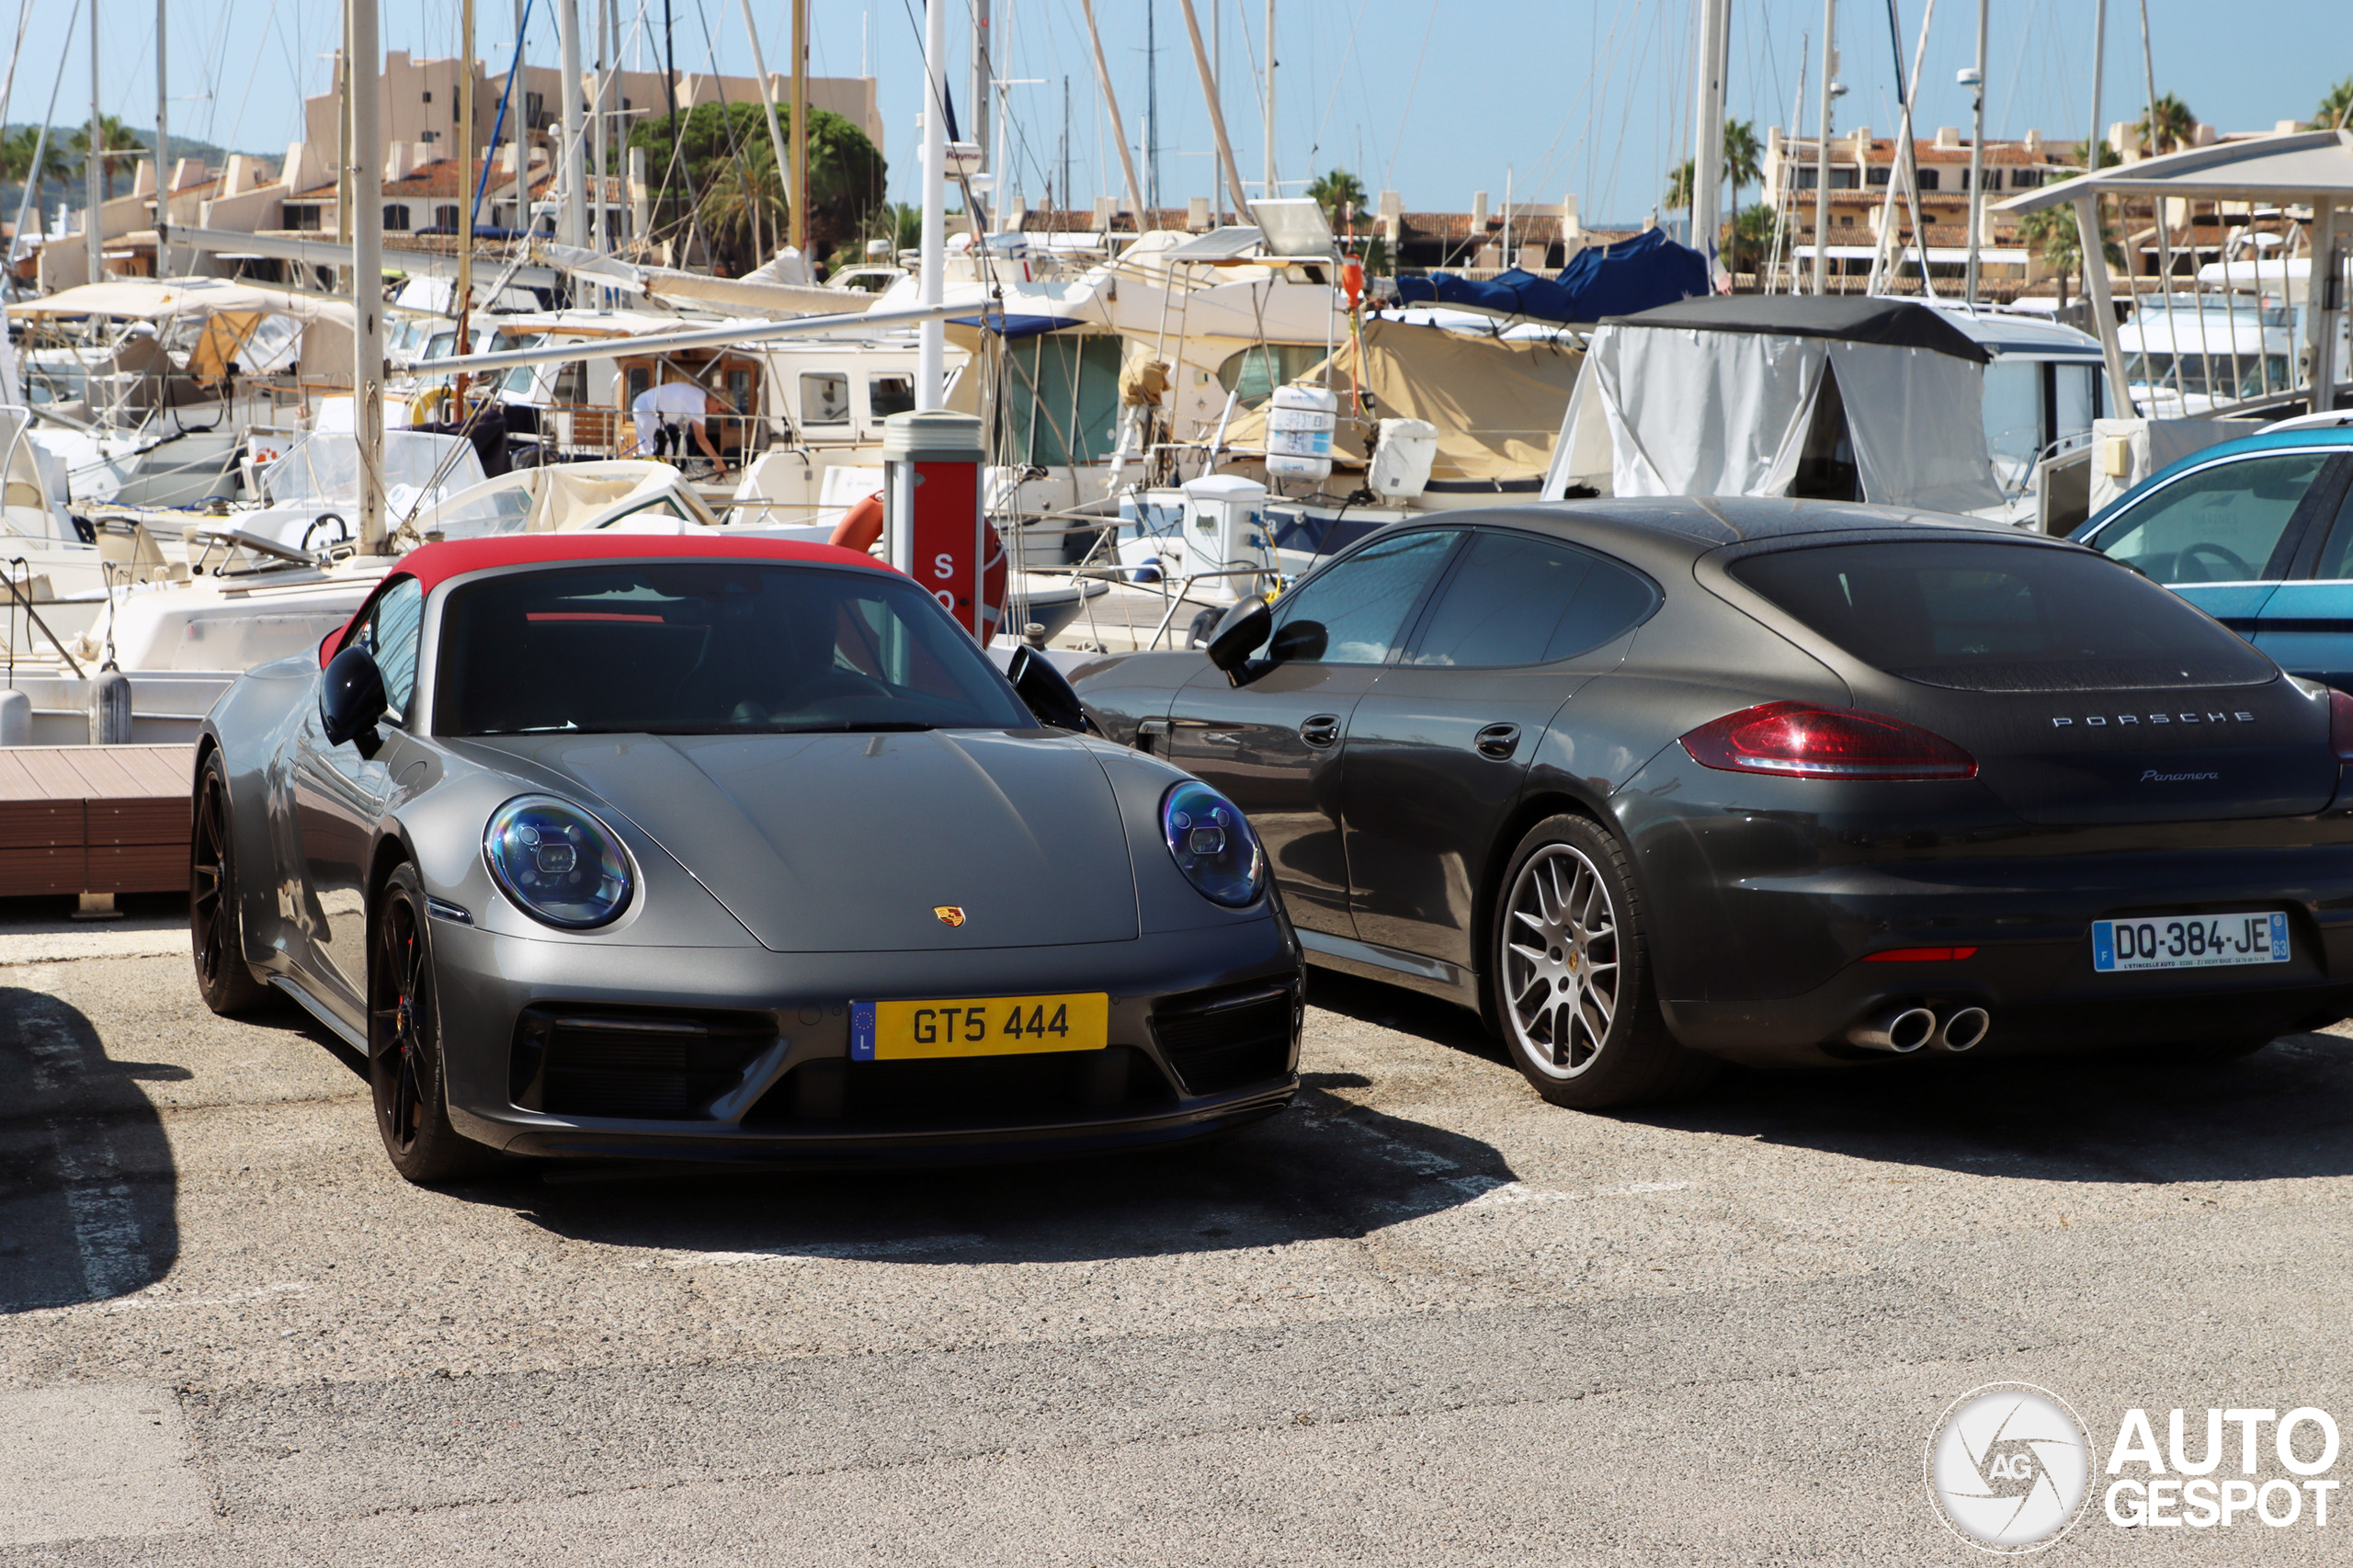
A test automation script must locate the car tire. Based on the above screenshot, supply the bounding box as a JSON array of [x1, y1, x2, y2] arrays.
[[369, 863, 496, 1184], [1491, 813, 1716, 1110], [190, 750, 270, 1016]]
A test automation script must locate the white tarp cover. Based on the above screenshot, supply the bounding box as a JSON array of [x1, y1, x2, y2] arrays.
[[1544, 323, 2004, 515], [263, 430, 487, 518]]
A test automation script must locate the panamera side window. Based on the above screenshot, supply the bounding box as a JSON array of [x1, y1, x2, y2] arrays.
[[1404, 531, 1657, 668], [1264, 531, 1459, 665], [2092, 452, 2329, 585]]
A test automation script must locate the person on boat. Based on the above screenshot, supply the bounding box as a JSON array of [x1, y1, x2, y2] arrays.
[[630, 379, 730, 477]]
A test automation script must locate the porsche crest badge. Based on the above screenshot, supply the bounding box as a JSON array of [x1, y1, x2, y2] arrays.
[[933, 905, 967, 927]]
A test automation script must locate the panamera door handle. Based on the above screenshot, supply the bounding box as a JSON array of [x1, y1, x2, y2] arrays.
[[1474, 722, 1522, 759], [1300, 714, 1342, 748]]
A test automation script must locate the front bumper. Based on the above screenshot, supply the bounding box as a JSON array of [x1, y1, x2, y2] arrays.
[[426, 916, 1303, 1163]]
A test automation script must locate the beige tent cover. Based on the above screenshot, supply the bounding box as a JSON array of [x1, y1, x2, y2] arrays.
[[15, 278, 357, 329], [1220, 318, 1583, 483]]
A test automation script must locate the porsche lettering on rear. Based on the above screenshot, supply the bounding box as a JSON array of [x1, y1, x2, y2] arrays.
[[2050, 712, 2257, 728]]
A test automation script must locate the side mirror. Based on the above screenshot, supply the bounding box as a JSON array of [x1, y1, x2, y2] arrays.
[[1006, 644, 1092, 733], [1267, 619, 1328, 663], [322, 645, 388, 757], [1205, 597, 1273, 678]]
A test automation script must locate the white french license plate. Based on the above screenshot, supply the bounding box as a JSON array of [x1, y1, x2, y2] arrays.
[[2091, 912, 2290, 973]]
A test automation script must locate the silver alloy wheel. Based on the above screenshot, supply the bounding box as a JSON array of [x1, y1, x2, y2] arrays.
[[1501, 843, 1620, 1080]]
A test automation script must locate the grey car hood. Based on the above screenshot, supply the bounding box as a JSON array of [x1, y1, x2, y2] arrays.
[[473, 729, 1140, 952]]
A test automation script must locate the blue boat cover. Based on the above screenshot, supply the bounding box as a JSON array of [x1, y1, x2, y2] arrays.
[[950, 312, 1087, 338], [1393, 228, 1710, 325]]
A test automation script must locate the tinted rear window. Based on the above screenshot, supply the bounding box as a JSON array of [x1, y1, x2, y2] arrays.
[[1729, 540, 2276, 692]]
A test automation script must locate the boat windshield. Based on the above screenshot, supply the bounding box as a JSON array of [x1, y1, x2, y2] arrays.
[[435, 560, 1033, 736]]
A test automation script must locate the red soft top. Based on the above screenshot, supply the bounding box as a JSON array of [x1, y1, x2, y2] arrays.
[[321, 532, 897, 666]]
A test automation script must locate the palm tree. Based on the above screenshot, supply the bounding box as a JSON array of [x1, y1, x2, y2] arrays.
[[1, 125, 74, 209], [1721, 119, 1763, 229], [2018, 203, 2122, 307], [1306, 168, 1366, 232], [68, 113, 141, 201], [1729, 202, 1775, 278], [1665, 159, 1694, 211], [2313, 78, 2353, 132], [2135, 93, 2195, 155], [699, 137, 787, 268]]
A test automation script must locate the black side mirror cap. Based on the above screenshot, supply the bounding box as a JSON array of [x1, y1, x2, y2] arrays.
[[1006, 644, 1092, 733], [322, 645, 388, 757], [1205, 597, 1273, 678]]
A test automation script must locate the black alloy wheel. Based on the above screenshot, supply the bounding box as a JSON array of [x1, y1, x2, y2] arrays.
[[369, 863, 493, 1184], [1491, 813, 1715, 1110], [190, 751, 268, 1015]]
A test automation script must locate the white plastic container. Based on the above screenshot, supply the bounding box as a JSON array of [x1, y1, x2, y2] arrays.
[[1180, 473, 1273, 600], [1367, 418, 1439, 501], [1264, 382, 1338, 485]]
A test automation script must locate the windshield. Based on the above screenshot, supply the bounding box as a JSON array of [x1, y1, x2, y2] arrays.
[[1730, 539, 2278, 692], [435, 560, 1035, 736]]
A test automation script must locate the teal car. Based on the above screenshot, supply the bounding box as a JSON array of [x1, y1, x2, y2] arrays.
[[2075, 426, 2353, 690]]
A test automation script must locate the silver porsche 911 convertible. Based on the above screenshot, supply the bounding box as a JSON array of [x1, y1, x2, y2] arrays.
[[191, 533, 1302, 1182]]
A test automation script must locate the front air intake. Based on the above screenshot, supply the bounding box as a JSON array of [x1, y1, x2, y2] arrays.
[[1152, 979, 1299, 1095], [510, 1006, 775, 1119]]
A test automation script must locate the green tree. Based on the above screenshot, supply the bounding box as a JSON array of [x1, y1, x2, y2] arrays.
[[1665, 158, 1693, 211], [1306, 167, 1366, 231], [2018, 202, 2122, 307], [67, 113, 141, 201], [1729, 201, 1775, 277], [1, 125, 75, 210], [628, 101, 886, 275], [1721, 118, 1763, 229], [2135, 92, 2195, 155], [2313, 78, 2353, 131]]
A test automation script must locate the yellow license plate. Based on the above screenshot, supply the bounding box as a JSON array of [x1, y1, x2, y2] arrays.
[[848, 994, 1108, 1061]]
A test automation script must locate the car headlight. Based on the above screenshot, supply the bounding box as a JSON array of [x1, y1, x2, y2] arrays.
[[483, 795, 633, 929], [1161, 779, 1265, 908]]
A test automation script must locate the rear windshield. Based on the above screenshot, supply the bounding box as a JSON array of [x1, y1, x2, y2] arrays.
[[436, 561, 1033, 736], [1728, 539, 2277, 692]]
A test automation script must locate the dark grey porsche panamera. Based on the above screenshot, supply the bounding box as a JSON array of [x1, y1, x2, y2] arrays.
[[191, 534, 1301, 1182], [1073, 498, 2353, 1108]]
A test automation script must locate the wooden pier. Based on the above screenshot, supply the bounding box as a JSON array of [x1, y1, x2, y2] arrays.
[[0, 746, 193, 900]]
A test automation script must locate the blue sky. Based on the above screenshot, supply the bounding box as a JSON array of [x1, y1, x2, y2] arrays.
[[17, 0, 2353, 227]]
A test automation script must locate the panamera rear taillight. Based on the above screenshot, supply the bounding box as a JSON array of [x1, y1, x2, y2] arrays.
[[1679, 701, 1979, 781], [2331, 689, 2353, 762]]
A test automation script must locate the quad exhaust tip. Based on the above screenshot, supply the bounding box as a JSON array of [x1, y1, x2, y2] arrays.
[[1847, 1004, 1992, 1054], [1849, 1006, 1938, 1053], [1937, 1006, 1991, 1052]]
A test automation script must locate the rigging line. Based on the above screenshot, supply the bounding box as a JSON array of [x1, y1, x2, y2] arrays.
[[1379, 0, 1440, 196], [1306, 0, 1372, 168]]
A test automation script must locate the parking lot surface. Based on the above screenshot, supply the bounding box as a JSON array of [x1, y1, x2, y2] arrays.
[[6, 917, 2353, 1564]]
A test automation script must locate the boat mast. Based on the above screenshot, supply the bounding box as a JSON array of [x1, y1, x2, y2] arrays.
[[350, 0, 387, 553], [1262, 0, 1275, 203], [733, 0, 797, 256], [1812, 0, 1836, 294], [84, 0, 100, 286], [1176, 1, 1246, 223], [1689, 0, 1728, 283], [1076, 0, 1145, 233], [791, 0, 809, 256], [970, 0, 991, 230], [917, 0, 947, 408], [456, 0, 476, 420], [557, 0, 585, 250], [153, 0, 169, 276], [510, 0, 529, 236], [1963, 0, 1986, 301]]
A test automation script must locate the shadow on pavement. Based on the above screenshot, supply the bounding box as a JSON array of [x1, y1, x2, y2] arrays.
[[493, 1069, 1519, 1266], [1622, 1030, 2353, 1187], [0, 985, 180, 1312]]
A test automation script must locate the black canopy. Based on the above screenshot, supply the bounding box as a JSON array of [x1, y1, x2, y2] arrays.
[[1599, 295, 1992, 364]]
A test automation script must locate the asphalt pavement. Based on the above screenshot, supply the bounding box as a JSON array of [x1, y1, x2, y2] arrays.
[[6, 905, 2353, 1563]]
